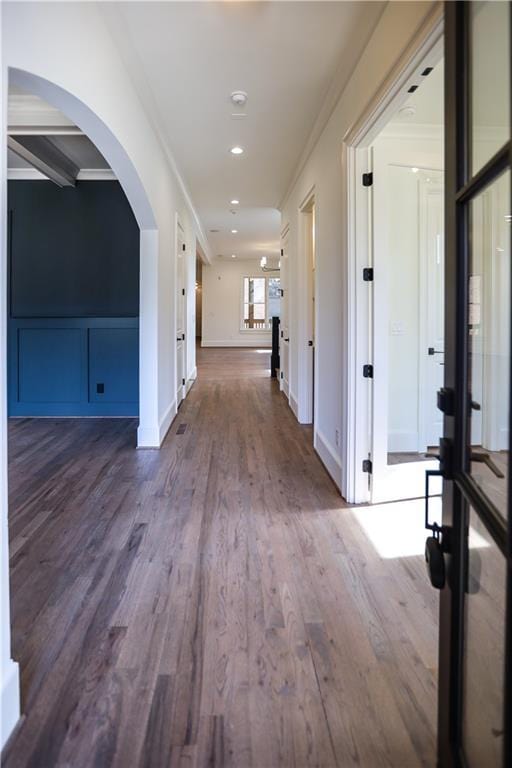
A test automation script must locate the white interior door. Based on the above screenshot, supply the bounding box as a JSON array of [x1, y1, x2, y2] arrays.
[[370, 141, 443, 503], [176, 230, 186, 406], [423, 180, 445, 448]]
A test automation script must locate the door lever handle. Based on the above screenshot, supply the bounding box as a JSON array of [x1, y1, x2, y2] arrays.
[[470, 451, 505, 478], [428, 347, 444, 355]]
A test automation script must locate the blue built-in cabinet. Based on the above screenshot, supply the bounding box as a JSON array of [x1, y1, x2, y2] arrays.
[[8, 180, 140, 418], [9, 318, 139, 417]]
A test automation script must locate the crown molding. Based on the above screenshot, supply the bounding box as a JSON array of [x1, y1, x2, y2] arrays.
[[99, 5, 212, 263], [8, 94, 75, 129], [278, 1, 387, 211], [8, 167, 117, 181], [279, 2, 443, 211]]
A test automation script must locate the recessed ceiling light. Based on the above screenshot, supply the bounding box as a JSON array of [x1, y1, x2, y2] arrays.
[[231, 254, 236, 258], [231, 229, 238, 234], [412, 167, 419, 173], [230, 199, 239, 205], [230, 146, 244, 155]]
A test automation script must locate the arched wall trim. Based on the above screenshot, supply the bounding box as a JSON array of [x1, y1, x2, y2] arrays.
[[7, 68, 161, 448], [9, 68, 156, 229]]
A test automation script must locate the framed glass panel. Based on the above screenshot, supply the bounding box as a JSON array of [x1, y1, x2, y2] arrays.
[[241, 276, 281, 330], [242, 277, 266, 330], [469, 169, 511, 520], [267, 277, 281, 323], [470, 1, 510, 175], [462, 508, 507, 767]]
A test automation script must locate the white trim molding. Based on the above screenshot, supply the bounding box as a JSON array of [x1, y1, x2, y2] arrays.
[[1, 659, 20, 749], [159, 398, 177, 445], [7, 168, 117, 181], [289, 391, 299, 419], [314, 428, 343, 492]]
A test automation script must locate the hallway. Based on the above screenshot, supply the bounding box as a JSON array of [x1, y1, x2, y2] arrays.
[[5, 349, 437, 768]]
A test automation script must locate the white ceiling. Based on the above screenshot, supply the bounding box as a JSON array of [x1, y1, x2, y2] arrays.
[[102, 1, 385, 260], [389, 59, 444, 128]]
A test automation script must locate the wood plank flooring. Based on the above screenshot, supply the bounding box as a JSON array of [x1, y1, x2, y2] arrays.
[[4, 347, 438, 767]]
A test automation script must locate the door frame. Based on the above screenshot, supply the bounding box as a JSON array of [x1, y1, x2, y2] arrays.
[[297, 186, 316, 425], [175, 215, 186, 407], [280, 223, 290, 398], [342, 5, 444, 503], [418, 174, 445, 452]]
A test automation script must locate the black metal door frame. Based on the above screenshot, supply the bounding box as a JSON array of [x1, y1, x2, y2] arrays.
[[439, 2, 512, 767]]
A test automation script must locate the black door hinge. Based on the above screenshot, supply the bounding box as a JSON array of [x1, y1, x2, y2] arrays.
[[280, 289, 284, 297], [362, 172, 373, 187], [363, 267, 374, 282], [362, 458, 372, 474], [182, 378, 185, 386], [182, 333, 185, 341], [280, 371, 284, 380], [280, 248, 284, 257], [182, 288, 185, 296], [437, 387, 455, 416], [363, 364, 373, 378], [182, 243, 186, 252]]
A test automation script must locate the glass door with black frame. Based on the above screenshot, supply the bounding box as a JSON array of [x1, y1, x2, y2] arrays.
[[432, 3, 511, 768]]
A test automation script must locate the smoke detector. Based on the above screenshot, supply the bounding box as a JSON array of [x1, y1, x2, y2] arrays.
[[399, 105, 416, 118], [231, 91, 248, 107]]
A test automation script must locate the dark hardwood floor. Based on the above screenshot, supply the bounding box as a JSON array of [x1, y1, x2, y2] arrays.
[[4, 347, 437, 767]]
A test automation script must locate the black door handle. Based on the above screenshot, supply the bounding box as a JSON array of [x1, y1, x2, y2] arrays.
[[428, 347, 444, 355], [424, 468, 446, 589]]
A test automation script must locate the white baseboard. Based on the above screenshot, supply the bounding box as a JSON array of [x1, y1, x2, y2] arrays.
[[281, 377, 289, 397], [136, 398, 177, 449], [1, 659, 20, 749], [185, 379, 195, 396], [201, 340, 271, 348], [314, 428, 342, 491], [289, 391, 299, 419], [137, 423, 160, 448], [159, 398, 177, 444]]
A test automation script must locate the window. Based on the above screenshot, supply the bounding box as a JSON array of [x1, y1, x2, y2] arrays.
[[242, 276, 281, 330]]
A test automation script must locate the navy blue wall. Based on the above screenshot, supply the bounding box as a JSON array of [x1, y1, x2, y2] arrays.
[[8, 181, 139, 417]]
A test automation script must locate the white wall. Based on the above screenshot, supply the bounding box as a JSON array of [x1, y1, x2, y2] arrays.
[[0, 1, 207, 746], [280, 1, 439, 493], [202, 259, 274, 347]]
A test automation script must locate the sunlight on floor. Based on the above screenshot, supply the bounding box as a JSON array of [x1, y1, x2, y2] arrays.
[[353, 498, 490, 558]]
